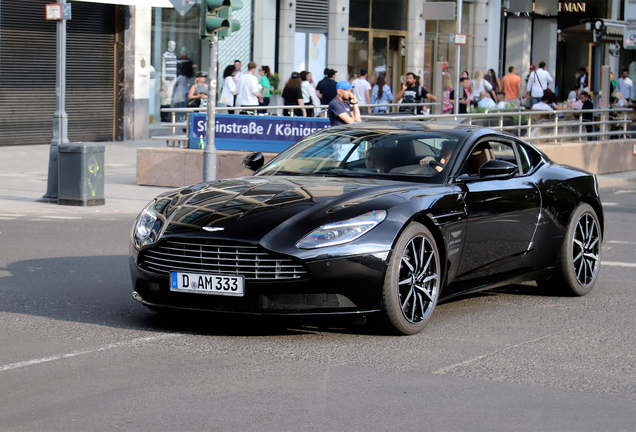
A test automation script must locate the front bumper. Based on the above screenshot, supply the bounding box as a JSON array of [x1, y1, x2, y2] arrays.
[[129, 244, 389, 316]]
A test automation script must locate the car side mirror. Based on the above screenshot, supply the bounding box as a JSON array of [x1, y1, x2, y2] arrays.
[[479, 159, 518, 179], [455, 173, 476, 183], [242, 151, 264, 171]]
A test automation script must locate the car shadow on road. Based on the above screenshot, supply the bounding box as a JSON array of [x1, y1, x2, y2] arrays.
[[0, 255, 372, 337]]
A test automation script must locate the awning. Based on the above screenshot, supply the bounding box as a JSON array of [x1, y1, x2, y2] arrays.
[[73, 0, 174, 7], [560, 20, 626, 43]]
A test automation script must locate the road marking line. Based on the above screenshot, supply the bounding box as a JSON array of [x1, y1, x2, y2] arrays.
[[41, 216, 83, 220], [0, 334, 180, 373], [602, 261, 636, 268], [607, 240, 636, 245], [614, 190, 636, 194], [0, 217, 17, 220], [0, 214, 24, 217], [433, 327, 584, 375], [602, 202, 618, 206]]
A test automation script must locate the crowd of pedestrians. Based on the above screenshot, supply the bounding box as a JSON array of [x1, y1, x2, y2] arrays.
[[189, 57, 632, 122]]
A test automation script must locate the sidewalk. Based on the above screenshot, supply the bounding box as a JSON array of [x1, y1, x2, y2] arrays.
[[1, 140, 635, 216], [0, 140, 172, 215]]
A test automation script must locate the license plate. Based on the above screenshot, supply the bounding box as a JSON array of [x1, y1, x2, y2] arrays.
[[170, 272, 244, 297]]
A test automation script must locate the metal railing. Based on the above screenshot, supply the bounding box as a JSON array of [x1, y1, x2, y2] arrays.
[[154, 104, 633, 147], [362, 107, 633, 143]]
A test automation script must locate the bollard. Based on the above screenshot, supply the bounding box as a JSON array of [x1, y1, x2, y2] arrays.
[[58, 143, 105, 206]]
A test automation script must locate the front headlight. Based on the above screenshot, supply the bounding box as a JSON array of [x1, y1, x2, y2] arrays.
[[296, 210, 387, 249], [134, 201, 157, 242]]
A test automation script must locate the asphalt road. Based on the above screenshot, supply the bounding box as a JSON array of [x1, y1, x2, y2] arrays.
[[0, 183, 635, 431]]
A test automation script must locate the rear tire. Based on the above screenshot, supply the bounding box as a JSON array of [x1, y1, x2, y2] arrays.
[[380, 222, 441, 335], [538, 203, 601, 296]]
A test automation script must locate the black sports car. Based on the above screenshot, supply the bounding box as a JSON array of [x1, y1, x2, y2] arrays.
[[130, 122, 603, 335]]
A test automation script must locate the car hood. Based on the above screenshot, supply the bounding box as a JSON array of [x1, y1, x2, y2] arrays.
[[157, 176, 437, 243]]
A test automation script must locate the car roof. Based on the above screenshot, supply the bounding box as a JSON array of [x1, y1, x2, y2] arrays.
[[330, 121, 486, 135]]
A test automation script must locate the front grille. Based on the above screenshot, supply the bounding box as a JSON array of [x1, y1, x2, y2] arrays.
[[139, 240, 307, 280]]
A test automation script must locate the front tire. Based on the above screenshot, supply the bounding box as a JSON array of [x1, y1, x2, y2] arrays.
[[539, 203, 601, 296], [380, 222, 441, 335]]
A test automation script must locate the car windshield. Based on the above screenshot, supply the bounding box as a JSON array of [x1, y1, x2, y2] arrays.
[[256, 128, 466, 183]]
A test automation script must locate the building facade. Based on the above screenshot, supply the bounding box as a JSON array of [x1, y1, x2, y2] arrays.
[[1, 0, 633, 146]]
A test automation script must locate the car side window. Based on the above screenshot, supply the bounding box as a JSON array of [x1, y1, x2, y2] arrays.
[[458, 140, 517, 176], [514, 141, 541, 175]]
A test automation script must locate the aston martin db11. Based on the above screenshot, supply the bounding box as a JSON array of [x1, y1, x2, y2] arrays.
[[130, 122, 603, 335]]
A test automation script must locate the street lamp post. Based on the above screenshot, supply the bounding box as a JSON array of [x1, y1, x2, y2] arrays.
[[204, 34, 218, 182], [454, 0, 463, 115], [40, 0, 70, 203]]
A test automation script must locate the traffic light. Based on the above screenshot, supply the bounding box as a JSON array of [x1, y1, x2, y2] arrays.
[[218, 0, 243, 40], [200, 0, 231, 39]]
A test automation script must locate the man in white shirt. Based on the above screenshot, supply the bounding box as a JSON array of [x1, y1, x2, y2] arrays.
[[236, 61, 260, 114], [352, 69, 372, 114], [527, 61, 553, 106], [531, 95, 553, 111], [233, 59, 242, 83], [477, 90, 496, 108], [617, 69, 633, 102], [496, 92, 508, 109]]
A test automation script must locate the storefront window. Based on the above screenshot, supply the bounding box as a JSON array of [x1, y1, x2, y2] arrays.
[[151, 5, 202, 123], [348, 31, 369, 81], [371, 0, 407, 31], [349, 0, 370, 28]]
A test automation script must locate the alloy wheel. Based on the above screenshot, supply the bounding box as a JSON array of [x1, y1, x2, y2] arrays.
[[572, 213, 600, 286], [398, 235, 439, 324]]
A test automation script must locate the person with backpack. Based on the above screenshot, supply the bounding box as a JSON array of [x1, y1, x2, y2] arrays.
[[526, 61, 553, 106], [395, 72, 436, 114]]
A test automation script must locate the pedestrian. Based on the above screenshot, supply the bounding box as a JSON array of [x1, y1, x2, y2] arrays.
[[527, 61, 553, 106], [578, 91, 594, 133], [370, 74, 393, 113], [461, 70, 470, 80], [188, 71, 208, 108], [501, 66, 523, 107], [233, 59, 242, 83], [352, 69, 372, 113], [327, 81, 361, 126], [531, 94, 553, 111], [316, 68, 338, 105], [282, 72, 306, 117], [449, 77, 470, 113], [610, 71, 618, 103], [614, 92, 627, 107], [617, 69, 633, 102], [567, 88, 578, 106], [488, 69, 502, 94], [300, 71, 319, 117], [395, 72, 435, 114], [496, 92, 508, 109], [443, 74, 454, 113], [577, 67, 589, 92], [257, 65, 271, 113], [470, 70, 493, 106], [219, 64, 237, 114], [172, 73, 189, 121], [477, 90, 496, 109], [571, 89, 585, 110], [236, 61, 260, 114]]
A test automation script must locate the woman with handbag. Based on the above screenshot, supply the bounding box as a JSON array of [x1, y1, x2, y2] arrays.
[[188, 71, 208, 108], [188, 72, 208, 108]]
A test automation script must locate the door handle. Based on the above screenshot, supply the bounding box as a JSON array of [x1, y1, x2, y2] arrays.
[[525, 193, 536, 201]]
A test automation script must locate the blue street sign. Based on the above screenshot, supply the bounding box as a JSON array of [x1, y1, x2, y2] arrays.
[[62, 3, 72, 20], [449, 33, 455, 44], [189, 113, 331, 152]]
